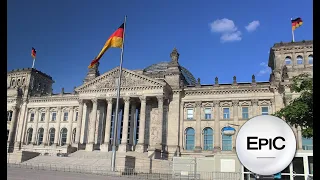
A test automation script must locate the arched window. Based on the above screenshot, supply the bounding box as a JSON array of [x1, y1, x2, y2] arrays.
[[7, 130, 9, 141], [11, 79, 15, 87], [302, 137, 313, 150], [37, 128, 44, 145], [72, 128, 76, 143], [185, 127, 195, 150], [7, 111, 13, 121], [285, 56, 292, 65], [296, 55, 303, 65], [60, 128, 68, 146], [222, 134, 232, 151], [17, 79, 21, 86], [308, 55, 313, 64], [26, 128, 33, 145], [49, 128, 55, 145], [22, 78, 25, 85], [203, 127, 214, 151]]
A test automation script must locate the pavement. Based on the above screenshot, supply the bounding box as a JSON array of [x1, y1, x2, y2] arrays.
[[7, 167, 139, 180]]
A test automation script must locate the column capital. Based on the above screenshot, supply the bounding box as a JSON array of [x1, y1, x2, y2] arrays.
[[106, 97, 113, 104], [251, 99, 258, 105], [232, 100, 239, 106], [11, 106, 17, 111], [195, 101, 202, 107], [57, 106, 62, 111], [270, 98, 275, 104], [156, 95, 164, 103], [123, 97, 130, 103], [34, 107, 39, 111], [213, 100, 220, 106], [69, 106, 75, 111], [139, 96, 146, 102], [91, 98, 98, 104], [45, 107, 50, 111], [78, 99, 84, 105]]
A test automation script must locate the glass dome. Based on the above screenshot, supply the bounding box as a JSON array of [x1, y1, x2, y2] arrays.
[[144, 61, 196, 85]]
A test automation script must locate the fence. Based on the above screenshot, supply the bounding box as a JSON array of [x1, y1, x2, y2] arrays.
[[7, 162, 242, 180]]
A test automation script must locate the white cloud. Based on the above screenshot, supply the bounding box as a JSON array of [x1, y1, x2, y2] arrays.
[[245, 20, 260, 32], [221, 31, 242, 42], [257, 62, 271, 76], [209, 18, 242, 43]]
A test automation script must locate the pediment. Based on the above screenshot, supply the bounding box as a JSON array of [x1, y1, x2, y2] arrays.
[[76, 67, 166, 91]]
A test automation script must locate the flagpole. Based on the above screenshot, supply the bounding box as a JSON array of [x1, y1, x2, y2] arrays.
[[32, 58, 36, 68], [111, 15, 127, 172], [291, 18, 295, 42]]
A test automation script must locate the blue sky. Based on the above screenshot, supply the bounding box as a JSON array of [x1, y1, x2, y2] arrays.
[[8, 0, 313, 93]]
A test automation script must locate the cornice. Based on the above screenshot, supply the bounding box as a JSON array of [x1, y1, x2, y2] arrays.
[[185, 88, 271, 96], [78, 85, 163, 94]]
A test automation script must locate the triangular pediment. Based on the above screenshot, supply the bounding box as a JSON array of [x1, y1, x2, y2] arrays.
[[76, 67, 166, 91]]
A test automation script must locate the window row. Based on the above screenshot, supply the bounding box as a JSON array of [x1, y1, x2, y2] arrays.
[[7, 111, 13, 121], [186, 106, 269, 120], [29, 111, 79, 122], [25, 127, 76, 146], [185, 127, 232, 151], [285, 55, 313, 65], [10, 77, 26, 87]]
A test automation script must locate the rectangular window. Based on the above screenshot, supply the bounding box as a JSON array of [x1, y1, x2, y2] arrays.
[[242, 107, 249, 119], [63, 112, 68, 121], [223, 108, 230, 119], [51, 112, 56, 121], [75, 112, 78, 121], [30, 113, 35, 121], [204, 108, 211, 120], [261, 107, 269, 115], [187, 109, 194, 120], [40, 113, 45, 121]]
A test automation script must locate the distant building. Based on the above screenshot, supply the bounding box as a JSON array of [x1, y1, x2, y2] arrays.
[[7, 41, 313, 179]]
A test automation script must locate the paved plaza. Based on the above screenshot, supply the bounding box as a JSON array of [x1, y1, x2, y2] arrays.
[[7, 167, 136, 180]]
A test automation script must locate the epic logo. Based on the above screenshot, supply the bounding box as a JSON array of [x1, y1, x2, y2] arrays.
[[236, 115, 296, 176]]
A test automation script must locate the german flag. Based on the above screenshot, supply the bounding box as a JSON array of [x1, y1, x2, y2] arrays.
[[88, 23, 124, 68], [31, 47, 36, 59], [291, 18, 303, 31]]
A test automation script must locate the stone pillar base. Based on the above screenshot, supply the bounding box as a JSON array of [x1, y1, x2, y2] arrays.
[[100, 143, 110, 152], [194, 146, 202, 153], [85, 143, 94, 151], [118, 144, 129, 152], [147, 146, 162, 159], [213, 146, 221, 153], [135, 143, 146, 153]]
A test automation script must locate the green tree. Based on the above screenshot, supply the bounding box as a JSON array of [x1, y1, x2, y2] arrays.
[[274, 73, 313, 138]]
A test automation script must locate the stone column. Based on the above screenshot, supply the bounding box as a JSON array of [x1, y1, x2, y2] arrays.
[[252, 99, 258, 117], [54, 106, 62, 146], [31, 108, 39, 145], [156, 95, 164, 148], [129, 101, 136, 146], [232, 100, 239, 151], [119, 97, 130, 152], [270, 99, 276, 114], [8, 106, 18, 145], [101, 98, 113, 152], [86, 98, 98, 151], [297, 126, 303, 150], [136, 96, 146, 152], [75, 100, 84, 145], [42, 107, 50, 145], [194, 101, 202, 152], [213, 100, 221, 152], [15, 99, 28, 149], [66, 107, 74, 145]]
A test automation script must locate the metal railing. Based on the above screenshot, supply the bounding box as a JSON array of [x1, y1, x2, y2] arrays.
[[7, 162, 242, 180]]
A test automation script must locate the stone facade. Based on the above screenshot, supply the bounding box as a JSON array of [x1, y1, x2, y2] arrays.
[[7, 41, 313, 162]]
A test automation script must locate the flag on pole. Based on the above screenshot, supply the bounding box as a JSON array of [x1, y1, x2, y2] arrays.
[[291, 18, 303, 31], [88, 23, 124, 68], [31, 47, 37, 59]]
